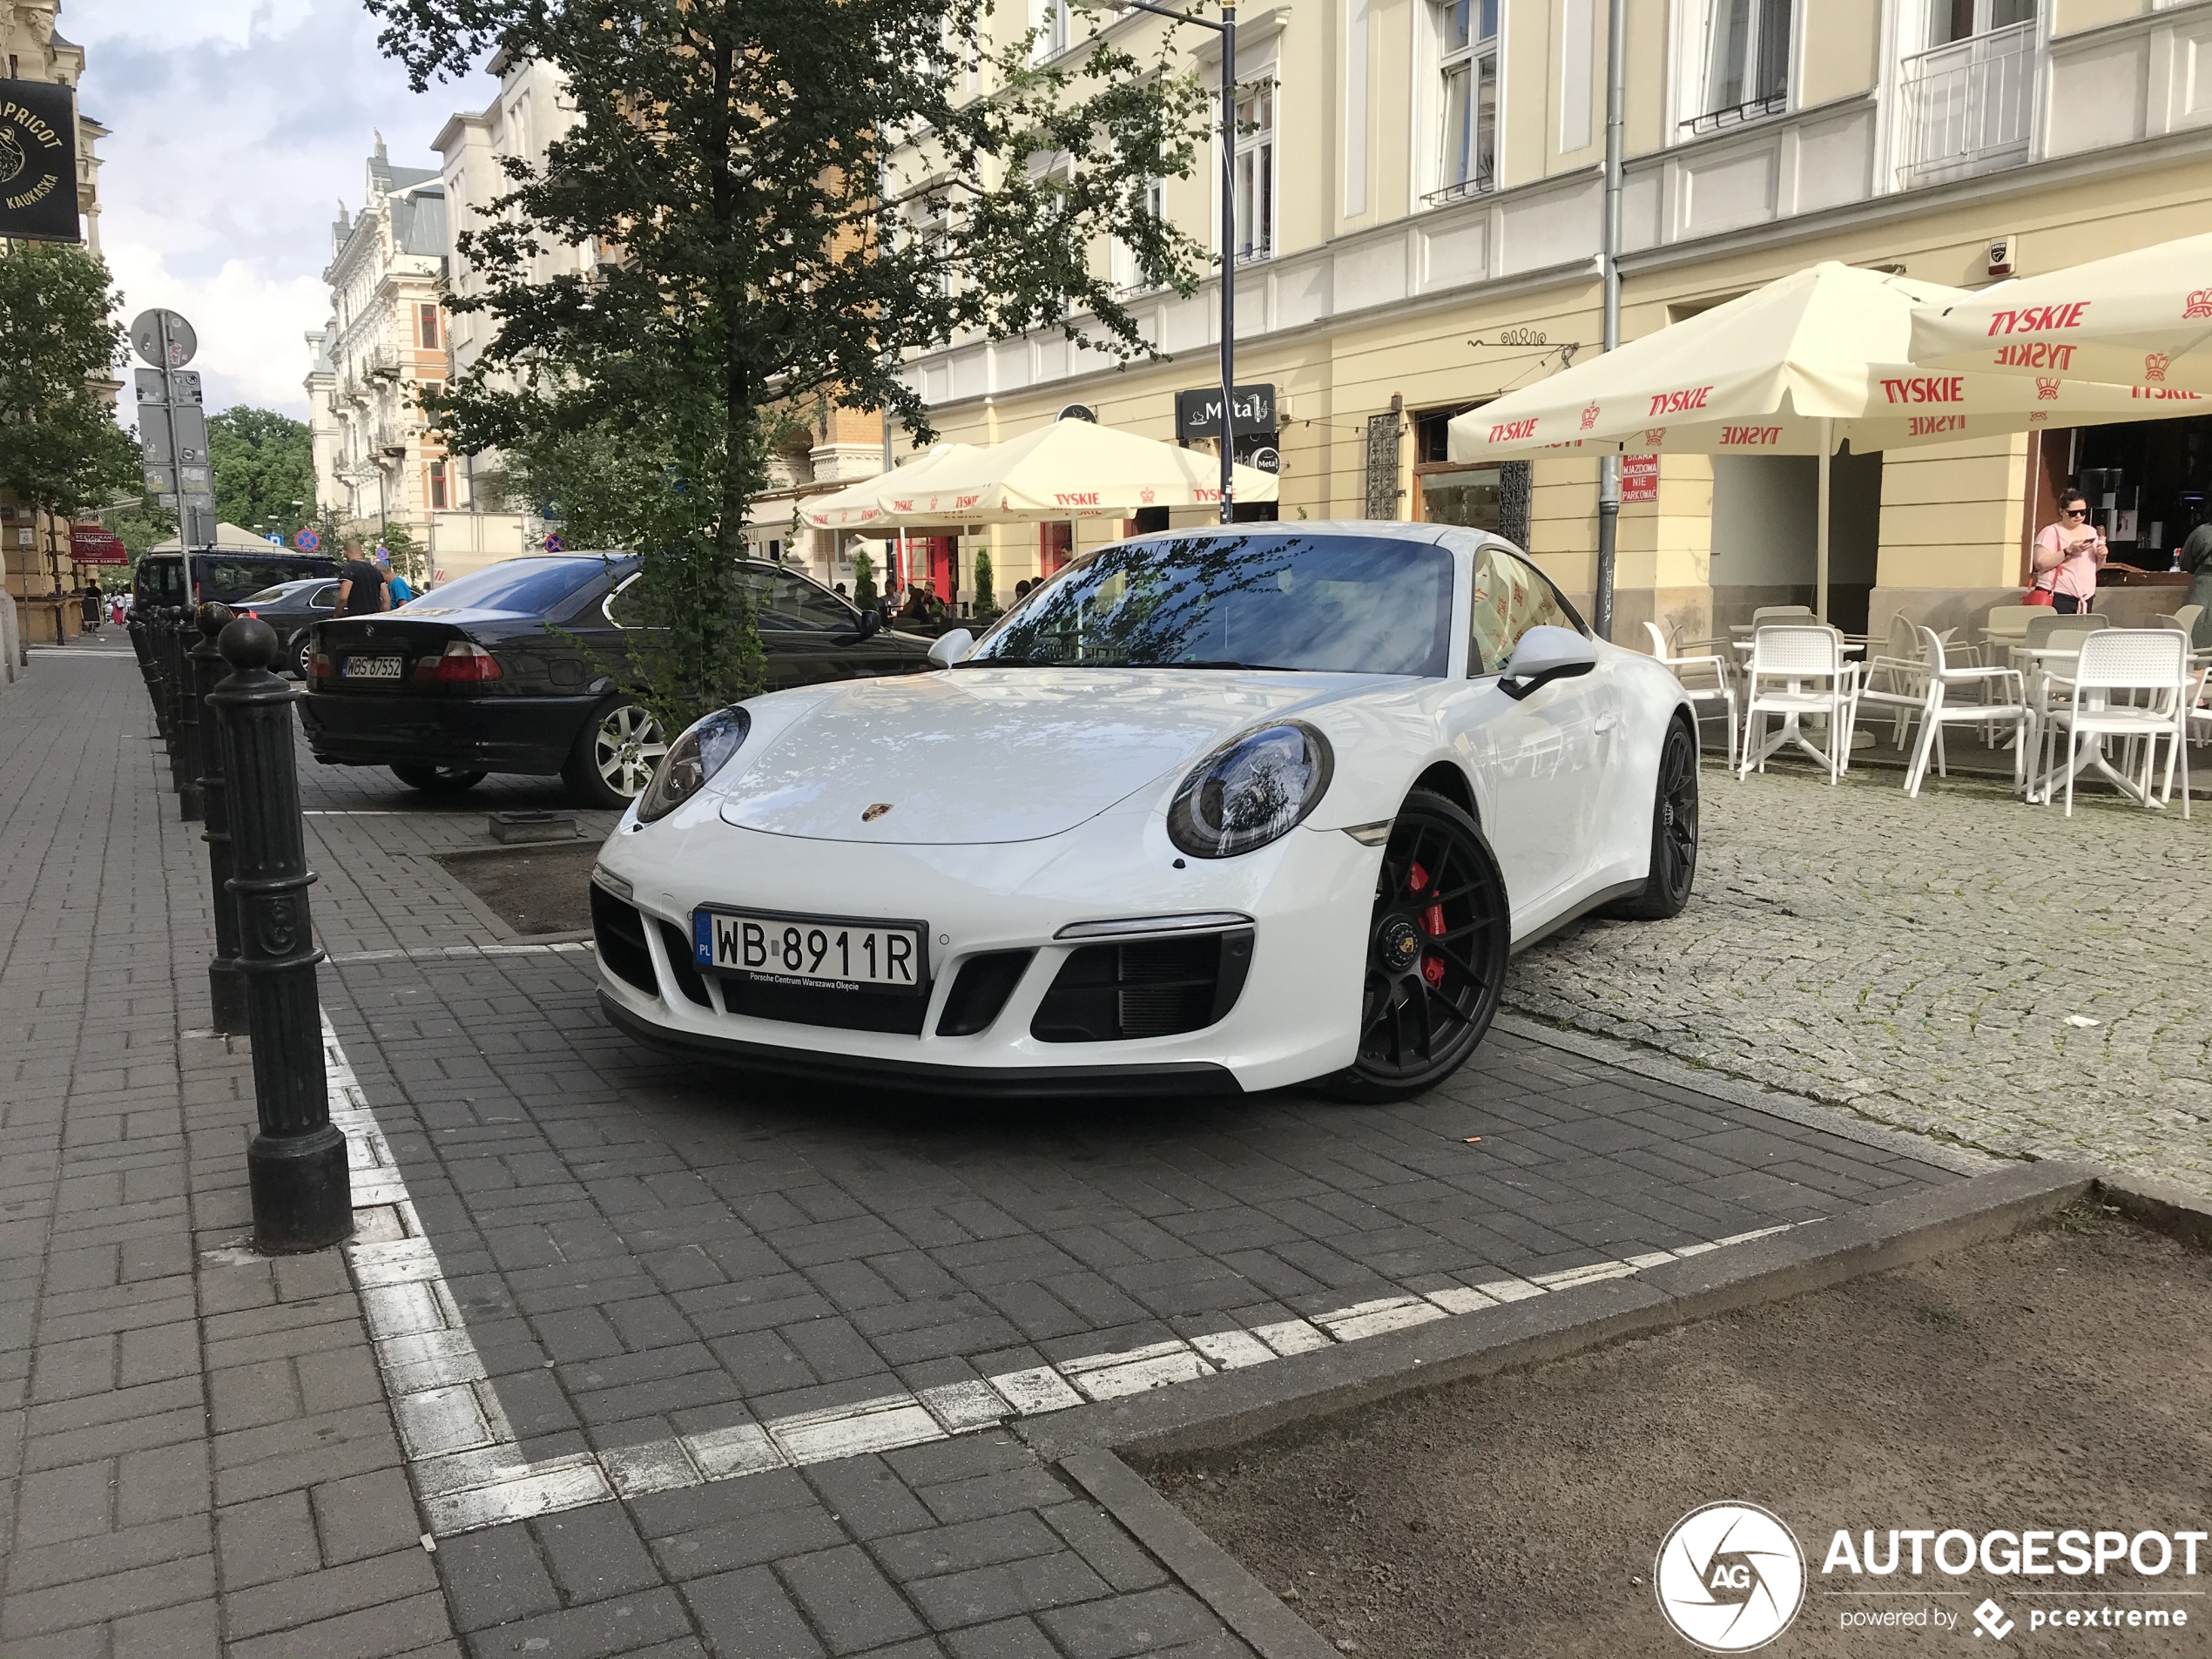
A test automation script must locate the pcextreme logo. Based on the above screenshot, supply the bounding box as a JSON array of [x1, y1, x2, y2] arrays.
[[1656, 1503, 1807, 1652]]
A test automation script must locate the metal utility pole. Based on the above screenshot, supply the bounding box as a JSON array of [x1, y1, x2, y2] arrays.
[[1593, 0, 1625, 641], [1103, 0, 1238, 523]]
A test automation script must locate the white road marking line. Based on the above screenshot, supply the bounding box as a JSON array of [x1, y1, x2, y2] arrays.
[[320, 1013, 1813, 1535], [328, 941, 591, 965]]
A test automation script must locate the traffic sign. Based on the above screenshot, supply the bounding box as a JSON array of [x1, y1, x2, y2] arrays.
[[543, 533, 566, 553], [293, 528, 320, 553], [129, 309, 198, 369]]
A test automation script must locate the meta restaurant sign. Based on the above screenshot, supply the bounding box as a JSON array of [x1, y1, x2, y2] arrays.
[[0, 78, 80, 243], [1175, 383, 1276, 442]]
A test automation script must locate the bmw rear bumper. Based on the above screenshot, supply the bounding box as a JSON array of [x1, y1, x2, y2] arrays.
[[299, 691, 597, 774]]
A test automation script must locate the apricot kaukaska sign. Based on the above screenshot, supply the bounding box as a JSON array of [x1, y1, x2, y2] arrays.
[[0, 79, 81, 243]]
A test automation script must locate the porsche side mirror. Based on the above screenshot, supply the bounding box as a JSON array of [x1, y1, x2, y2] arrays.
[[928, 628, 975, 668], [846, 608, 881, 644], [1500, 625, 1599, 701]]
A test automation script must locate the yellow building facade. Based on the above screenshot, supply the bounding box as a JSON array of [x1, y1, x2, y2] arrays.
[[897, 0, 2212, 639]]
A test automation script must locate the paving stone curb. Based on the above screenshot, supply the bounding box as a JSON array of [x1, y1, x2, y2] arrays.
[[1494, 1011, 2005, 1177], [1042, 1157, 2165, 1659]]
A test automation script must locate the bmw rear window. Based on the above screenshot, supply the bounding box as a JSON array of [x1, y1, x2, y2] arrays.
[[413, 557, 613, 616]]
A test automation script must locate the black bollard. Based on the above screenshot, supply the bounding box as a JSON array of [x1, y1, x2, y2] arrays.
[[174, 609, 205, 824], [162, 610, 192, 791], [128, 613, 168, 738], [192, 604, 248, 1034], [209, 616, 352, 1252]]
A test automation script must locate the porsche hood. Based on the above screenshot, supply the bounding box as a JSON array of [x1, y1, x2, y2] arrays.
[[716, 668, 1375, 844]]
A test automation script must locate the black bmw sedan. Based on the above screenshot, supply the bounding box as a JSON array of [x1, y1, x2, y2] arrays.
[[300, 553, 933, 806], [235, 576, 341, 678]]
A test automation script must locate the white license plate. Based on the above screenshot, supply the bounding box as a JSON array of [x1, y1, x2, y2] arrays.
[[342, 655, 403, 680], [695, 909, 926, 991]]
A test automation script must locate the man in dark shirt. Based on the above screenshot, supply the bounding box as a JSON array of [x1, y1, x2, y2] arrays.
[[334, 536, 388, 616]]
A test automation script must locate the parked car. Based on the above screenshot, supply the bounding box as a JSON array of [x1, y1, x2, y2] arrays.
[[300, 553, 934, 806], [590, 523, 1701, 1102], [235, 577, 341, 678], [133, 550, 341, 613]]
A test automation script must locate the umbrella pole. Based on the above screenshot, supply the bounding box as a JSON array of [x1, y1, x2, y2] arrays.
[[1816, 420, 1832, 625]]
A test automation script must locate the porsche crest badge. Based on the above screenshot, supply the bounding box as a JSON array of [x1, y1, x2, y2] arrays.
[[862, 802, 894, 822]]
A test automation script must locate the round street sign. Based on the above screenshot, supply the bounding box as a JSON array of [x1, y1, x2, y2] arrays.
[[293, 528, 321, 553], [543, 533, 566, 553], [129, 309, 198, 369]]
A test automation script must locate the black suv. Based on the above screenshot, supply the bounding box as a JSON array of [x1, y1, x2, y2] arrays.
[[301, 553, 934, 806], [134, 550, 341, 612]]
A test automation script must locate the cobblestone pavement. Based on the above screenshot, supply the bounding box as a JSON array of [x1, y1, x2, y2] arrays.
[[3, 654, 1966, 1657], [1514, 754, 2212, 1191]]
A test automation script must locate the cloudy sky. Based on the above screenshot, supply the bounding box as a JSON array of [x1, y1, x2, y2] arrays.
[[71, 0, 494, 419]]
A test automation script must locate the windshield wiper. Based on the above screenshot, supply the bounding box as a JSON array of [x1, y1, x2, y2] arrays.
[[1157, 659, 1300, 671]]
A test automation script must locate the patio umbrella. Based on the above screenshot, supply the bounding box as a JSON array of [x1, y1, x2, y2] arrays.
[[798, 443, 981, 535], [883, 418, 1279, 524], [1908, 230, 2212, 394], [1446, 262, 2182, 618]]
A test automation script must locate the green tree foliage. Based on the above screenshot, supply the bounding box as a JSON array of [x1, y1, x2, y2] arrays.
[[0, 244, 138, 519], [851, 547, 878, 611], [366, 0, 1208, 732], [209, 408, 316, 542], [972, 547, 996, 619]]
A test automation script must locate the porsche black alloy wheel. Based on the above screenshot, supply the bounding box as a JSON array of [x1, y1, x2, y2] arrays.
[[1331, 789, 1510, 1103], [1600, 716, 1699, 921]]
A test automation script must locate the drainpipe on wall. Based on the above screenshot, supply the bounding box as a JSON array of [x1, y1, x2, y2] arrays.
[[1593, 0, 1625, 641]]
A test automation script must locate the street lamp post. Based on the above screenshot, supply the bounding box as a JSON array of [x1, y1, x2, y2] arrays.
[[1098, 0, 1238, 524]]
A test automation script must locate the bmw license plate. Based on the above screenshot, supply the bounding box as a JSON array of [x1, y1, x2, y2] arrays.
[[341, 655, 402, 680], [695, 908, 927, 993]]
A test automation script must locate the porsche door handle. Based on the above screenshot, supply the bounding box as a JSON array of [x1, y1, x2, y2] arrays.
[[1593, 711, 1621, 734]]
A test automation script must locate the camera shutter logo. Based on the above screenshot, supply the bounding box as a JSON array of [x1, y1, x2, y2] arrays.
[[1655, 1502, 1806, 1651]]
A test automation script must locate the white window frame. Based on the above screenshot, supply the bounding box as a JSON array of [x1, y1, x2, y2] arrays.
[[1427, 0, 1499, 205], [1682, 0, 1796, 136], [1231, 77, 1278, 265], [1109, 177, 1168, 293], [1033, 0, 1072, 62]]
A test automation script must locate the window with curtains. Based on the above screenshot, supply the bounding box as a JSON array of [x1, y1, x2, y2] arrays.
[[418, 303, 440, 349], [1687, 0, 1791, 132], [1429, 0, 1498, 204], [1232, 80, 1277, 264], [428, 461, 448, 511]]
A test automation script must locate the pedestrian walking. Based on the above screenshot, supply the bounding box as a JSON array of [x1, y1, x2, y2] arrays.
[[334, 536, 389, 615], [380, 552, 415, 607], [2031, 490, 2107, 616], [81, 578, 103, 633]]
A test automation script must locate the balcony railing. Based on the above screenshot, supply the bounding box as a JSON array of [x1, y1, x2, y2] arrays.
[[1898, 21, 2034, 185], [1682, 92, 1788, 138], [1422, 170, 1496, 209]]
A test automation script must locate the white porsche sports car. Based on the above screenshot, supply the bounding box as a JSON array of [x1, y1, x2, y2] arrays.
[[590, 523, 1698, 1101]]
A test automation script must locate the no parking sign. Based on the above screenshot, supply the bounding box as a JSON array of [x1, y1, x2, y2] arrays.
[[294, 528, 321, 553]]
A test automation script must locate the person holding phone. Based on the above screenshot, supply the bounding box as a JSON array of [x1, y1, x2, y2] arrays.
[[2032, 491, 2107, 616]]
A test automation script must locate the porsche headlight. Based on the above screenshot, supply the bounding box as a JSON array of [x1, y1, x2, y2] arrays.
[[637, 706, 751, 824], [1166, 721, 1334, 860]]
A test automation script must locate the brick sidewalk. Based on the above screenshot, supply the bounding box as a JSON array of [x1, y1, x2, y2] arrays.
[[3, 655, 1973, 1658]]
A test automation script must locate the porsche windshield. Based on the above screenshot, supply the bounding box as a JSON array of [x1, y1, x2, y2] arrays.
[[964, 534, 1455, 675]]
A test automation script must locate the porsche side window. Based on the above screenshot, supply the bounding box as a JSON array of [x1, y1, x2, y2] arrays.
[[1467, 546, 1576, 674]]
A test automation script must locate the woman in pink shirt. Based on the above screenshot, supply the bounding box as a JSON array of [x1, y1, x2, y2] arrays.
[[2032, 490, 2107, 615]]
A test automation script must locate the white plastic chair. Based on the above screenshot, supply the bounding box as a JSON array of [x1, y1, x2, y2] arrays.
[[1739, 625, 1857, 785], [1642, 620, 1737, 770], [2037, 629, 2191, 818], [1897, 626, 2035, 798], [1750, 605, 1817, 628]]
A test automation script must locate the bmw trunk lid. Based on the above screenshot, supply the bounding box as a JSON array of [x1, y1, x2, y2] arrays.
[[716, 668, 1345, 844]]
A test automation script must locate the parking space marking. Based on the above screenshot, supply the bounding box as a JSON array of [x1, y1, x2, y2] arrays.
[[324, 1014, 1811, 1536]]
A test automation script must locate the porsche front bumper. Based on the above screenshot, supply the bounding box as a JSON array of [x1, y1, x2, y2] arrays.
[[589, 798, 1381, 1096]]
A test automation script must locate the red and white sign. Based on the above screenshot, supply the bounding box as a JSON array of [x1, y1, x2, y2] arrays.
[[69, 524, 128, 564], [1621, 454, 1659, 503]]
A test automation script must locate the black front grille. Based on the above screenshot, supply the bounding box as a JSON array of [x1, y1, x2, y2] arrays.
[[935, 951, 1036, 1037], [1031, 929, 1254, 1043], [655, 920, 711, 1008], [591, 885, 657, 995], [716, 974, 929, 1035]]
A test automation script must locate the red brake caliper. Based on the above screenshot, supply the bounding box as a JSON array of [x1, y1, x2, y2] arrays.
[[1407, 862, 1447, 988]]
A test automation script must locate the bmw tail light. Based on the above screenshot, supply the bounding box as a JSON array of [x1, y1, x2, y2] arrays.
[[308, 650, 334, 684], [414, 641, 503, 685]]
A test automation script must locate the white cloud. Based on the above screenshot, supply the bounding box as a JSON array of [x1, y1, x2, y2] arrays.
[[70, 0, 493, 419]]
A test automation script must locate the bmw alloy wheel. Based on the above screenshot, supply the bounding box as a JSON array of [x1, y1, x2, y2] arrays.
[[1332, 790, 1510, 1101], [593, 703, 667, 800]]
